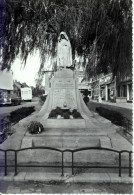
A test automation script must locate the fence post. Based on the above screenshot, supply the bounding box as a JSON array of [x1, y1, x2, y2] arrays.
[[61, 152, 64, 176], [4, 151, 7, 176], [129, 152, 132, 177], [72, 152, 74, 175], [119, 153, 121, 177], [15, 151, 18, 176]]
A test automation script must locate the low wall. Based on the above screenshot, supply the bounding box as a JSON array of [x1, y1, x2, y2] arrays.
[[88, 101, 132, 122]]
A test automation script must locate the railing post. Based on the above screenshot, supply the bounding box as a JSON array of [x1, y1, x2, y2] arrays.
[[129, 152, 132, 177], [61, 152, 64, 176], [15, 151, 18, 176], [119, 152, 121, 177], [4, 151, 7, 176], [72, 152, 74, 175]]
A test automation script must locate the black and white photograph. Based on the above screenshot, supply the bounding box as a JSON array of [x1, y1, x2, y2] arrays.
[[0, 0, 132, 194]]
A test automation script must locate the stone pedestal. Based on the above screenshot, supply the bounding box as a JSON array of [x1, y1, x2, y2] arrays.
[[37, 69, 93, 129]]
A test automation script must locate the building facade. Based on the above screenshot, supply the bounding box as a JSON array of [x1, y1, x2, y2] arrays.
[[91, 73, 116, 102], [116, 71, 132, 103]]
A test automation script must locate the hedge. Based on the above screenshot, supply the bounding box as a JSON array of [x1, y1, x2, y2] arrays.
[[96, 107, 125, 126], [10, 106, 35, 123]]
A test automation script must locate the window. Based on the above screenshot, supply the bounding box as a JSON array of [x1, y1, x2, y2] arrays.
[[117, 86, 120, 97], [123, 85, 127, 97]]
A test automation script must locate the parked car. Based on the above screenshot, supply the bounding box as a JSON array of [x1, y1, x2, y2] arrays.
[[0, 91, 21, 106], [10, 94, 21, 106]]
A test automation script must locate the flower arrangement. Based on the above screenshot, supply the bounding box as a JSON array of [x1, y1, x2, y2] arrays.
[[48, 107, 82, 119]]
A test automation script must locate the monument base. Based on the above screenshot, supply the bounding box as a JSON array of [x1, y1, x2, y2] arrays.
[[19, 127, 117, 165], [43, 119, 86, 128]]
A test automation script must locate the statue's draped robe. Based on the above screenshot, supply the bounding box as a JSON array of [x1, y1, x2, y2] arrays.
[[57, 32, 72, 68]]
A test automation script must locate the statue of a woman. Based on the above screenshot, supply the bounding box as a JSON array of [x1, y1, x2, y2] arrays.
[[57, 32, 72, 69]]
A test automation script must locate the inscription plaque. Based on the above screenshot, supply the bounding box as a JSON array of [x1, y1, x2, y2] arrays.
[[52, 78, 77, 109]]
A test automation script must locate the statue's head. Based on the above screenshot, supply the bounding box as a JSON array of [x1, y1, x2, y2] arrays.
[[58, 32, 69, 41]]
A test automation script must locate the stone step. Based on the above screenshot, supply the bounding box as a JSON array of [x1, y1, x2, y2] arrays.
[[32, 137, 101, 148], [17, 148, 117, 165], [17, 135, 117, 165], [25, 127, 116, 137], [21, 135, 112, 149]]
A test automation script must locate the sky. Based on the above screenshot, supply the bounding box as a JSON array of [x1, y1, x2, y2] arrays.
[[11, 50, 53, 87], [11, 52, 42, 87]]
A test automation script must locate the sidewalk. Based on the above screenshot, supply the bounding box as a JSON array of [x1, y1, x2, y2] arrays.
[[0, 172, 132, 184], [0, 175, 132, 194], [90, 100, 133, 110]]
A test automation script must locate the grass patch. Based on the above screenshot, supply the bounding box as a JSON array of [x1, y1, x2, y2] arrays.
[[10, 106, 35, 123]]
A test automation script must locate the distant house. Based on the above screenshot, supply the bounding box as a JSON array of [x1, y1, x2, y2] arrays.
[[75, 70, 92, 97], [13, 81, 29, 97], [13, 80, 22, 97], [21, 83, 29, 88], [0, 69, 14, 105], [0, 69, 13, 91]]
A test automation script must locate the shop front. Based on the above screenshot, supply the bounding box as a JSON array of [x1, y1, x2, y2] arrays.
[[99, 74, 116, 102], [116, 81, 132, 103]]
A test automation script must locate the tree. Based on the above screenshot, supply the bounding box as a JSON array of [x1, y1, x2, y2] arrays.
[[0, 0, 132, 78]]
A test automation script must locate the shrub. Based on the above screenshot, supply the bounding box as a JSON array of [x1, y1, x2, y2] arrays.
[[40, 95, 47, 102], [39, 95, 47, 105], [96, 107, 125, 126], [72, 109, 77, 114], [10, 106, 35, 123], [49, 110, 57, 118], [83, 89, 89, 96], [27, 121, 44, 134], [67, 110, 72, 115], [55, 107, 63, 115], [63, 112, 70, 119], [73, 111, 82, 118]]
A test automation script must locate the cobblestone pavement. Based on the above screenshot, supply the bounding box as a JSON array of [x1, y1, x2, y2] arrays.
[[0, 181, 132, 194]]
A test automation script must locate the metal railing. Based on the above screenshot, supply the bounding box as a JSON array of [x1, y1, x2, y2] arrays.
[[0, 147, 132, 177]]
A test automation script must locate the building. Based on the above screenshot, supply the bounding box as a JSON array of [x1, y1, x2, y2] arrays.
[[116, 71, 132, 103], [91, 73, 116, 102], [0, 69, 14, 104], [91, 71, 132, 103], [13, 80, 30, 97], [99, 73, 116, 102]]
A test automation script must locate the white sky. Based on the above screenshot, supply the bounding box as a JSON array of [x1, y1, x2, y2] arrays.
[[11, 53, 40, 87], [11, 50, 53, 87]]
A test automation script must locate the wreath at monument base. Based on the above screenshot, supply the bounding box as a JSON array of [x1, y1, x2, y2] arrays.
[[27, 121, 44, 134], [49, 107, 82, 119]]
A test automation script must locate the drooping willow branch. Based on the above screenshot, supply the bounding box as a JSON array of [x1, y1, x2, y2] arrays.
[[0, 0, 132, 79]]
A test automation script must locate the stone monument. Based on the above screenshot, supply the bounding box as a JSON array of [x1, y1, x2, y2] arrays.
[[36, 32, 95, 128], [20, 32, 118, 165]]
